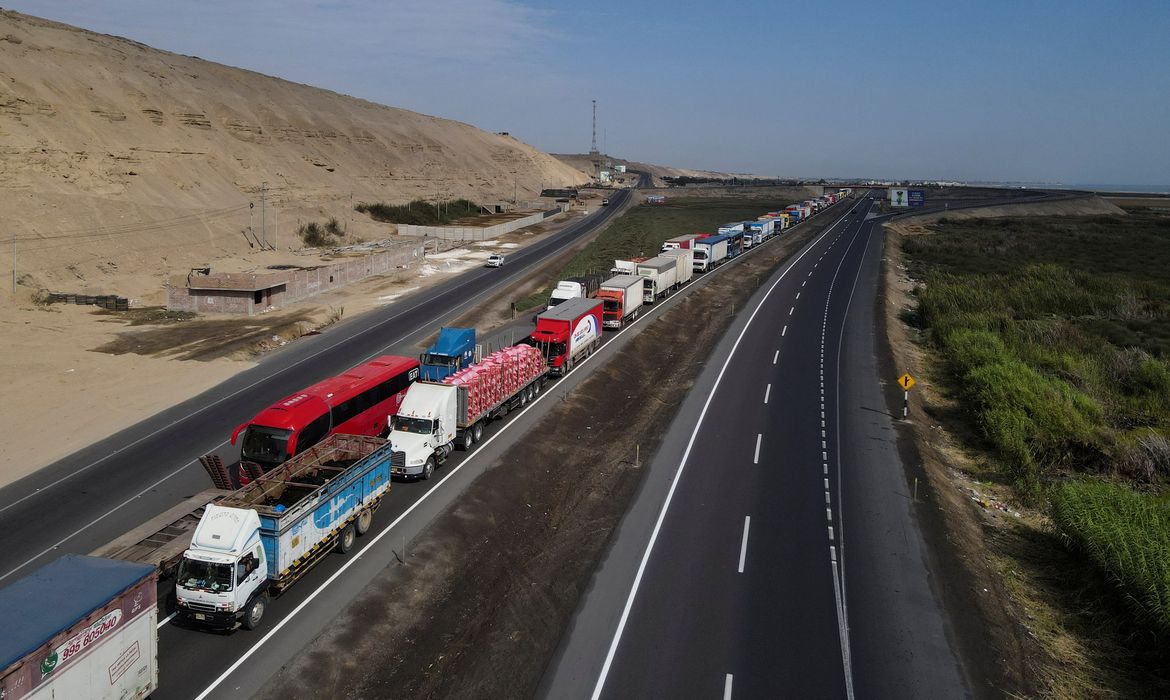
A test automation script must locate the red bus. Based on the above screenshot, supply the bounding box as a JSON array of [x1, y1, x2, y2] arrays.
[[231, 355, 420, 473]]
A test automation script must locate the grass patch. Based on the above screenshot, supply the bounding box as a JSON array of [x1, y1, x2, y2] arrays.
[[514, 198, 795, 311], [356, 199, 481, 226], [299, 218, 344, 247]]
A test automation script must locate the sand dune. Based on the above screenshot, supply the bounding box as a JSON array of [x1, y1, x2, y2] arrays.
[[0, 10, 588, 301]]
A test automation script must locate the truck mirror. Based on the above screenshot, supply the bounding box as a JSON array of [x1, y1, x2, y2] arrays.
[[230, 423, 248, 445]]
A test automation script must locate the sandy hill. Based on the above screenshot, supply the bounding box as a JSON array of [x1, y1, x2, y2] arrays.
[[0, 10, 588, 300], [553, 153, 752, 187]]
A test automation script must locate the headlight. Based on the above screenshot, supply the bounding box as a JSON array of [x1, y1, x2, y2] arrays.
[[408, 458, 425, 466]]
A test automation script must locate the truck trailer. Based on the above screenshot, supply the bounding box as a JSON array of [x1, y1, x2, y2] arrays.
[[610, 256, 649, 276], [661, 233, 704, 251], [658, 248, 695, 286], [548, 273, 605, 307], [388, 344, 548, 477], [636, 256, 679, 303], [0, 555, 158, 700], [525, 297, 603, 375], [598, 274, 645, 329], [176, 434, 391, 630]]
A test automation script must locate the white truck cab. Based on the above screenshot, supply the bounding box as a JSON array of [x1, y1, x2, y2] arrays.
[[176, 504, 268, 629], [389, 383, 458, 480]]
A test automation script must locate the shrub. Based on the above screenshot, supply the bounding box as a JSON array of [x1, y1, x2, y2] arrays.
[[1051, 481, 1170, 632], [356, 199, 481, 226], [298, 219, 343, 248]]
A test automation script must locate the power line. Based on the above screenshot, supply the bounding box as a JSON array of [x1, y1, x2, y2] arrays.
[[9, 204, 250, 245]]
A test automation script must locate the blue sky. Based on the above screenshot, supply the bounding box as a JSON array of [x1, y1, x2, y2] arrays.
[[7, 0, 1169, 185]]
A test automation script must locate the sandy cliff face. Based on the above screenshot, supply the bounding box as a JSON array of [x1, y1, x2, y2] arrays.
[[0, 10, 587, 299]]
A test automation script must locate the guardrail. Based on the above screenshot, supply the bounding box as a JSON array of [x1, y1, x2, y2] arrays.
[[397, 206, 567, 241]]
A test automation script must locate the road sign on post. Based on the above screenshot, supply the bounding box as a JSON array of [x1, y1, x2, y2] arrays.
[[898, 373, 915, 418], [908, 189, 925, 207]]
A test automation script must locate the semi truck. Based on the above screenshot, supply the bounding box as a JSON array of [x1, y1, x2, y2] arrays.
[[176, 434, 392, 630], [636, 256, 678, 303], [598, 274, 645, 329], [610, 256, 649, 275], [0, 555, 159, 700], [388, 344, 548, 478], [419, 327, 477, 381], [525, 297, 603, 376], [658, 248, 695, 286], [661, 233, 706, 251], [548, 274, 605, 307], [693, 236, 730, 272], [717, 222, 745, 237], [746, 219, 774, 244]]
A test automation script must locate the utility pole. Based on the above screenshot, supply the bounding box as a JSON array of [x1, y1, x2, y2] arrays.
[[260, 181, 268, 246], [10, 233, 15, 295], [274, 208, 279, 250], [590, 99, 599, 155]]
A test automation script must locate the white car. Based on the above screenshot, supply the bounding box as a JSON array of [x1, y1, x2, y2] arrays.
[[486, 254, 505, 268]]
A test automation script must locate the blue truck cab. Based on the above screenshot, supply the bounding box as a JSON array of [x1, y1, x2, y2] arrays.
[[419, 327, 477, 381]]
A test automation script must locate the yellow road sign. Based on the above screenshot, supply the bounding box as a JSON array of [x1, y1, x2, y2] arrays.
[[898, 373, 916, 390]]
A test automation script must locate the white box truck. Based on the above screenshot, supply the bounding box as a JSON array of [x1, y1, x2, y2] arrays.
[[693, 237, 729, 272], [658, 248, 694, 285], [636, 256, 679, 303], [598, 274, 645, 328]]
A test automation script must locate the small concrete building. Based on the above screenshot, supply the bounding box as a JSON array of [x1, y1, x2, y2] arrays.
[[168, 269, 289, 315]]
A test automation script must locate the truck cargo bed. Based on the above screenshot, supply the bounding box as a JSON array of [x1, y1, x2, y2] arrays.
[[91, 488, 232, 573]]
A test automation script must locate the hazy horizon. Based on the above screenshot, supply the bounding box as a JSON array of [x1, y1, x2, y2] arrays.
[[5, 1, 1168, 187]]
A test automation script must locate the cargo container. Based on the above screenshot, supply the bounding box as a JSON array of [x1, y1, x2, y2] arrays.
[[636, 256, 679, 303], [389, 344, 548, 476], [0, 555, 159, 700], [746, 219, 775, 243], [693, 236, 730, 272], [525, 297, 603, 376], [419, 327, 477, 381], [717, 222, 745, 236], [658, 248, 695, 286], [176, 434, 392, 629], [661, 233, 702, 251], [598, 274, 645, 329]]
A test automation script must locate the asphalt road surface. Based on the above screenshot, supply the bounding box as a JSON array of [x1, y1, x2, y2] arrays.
[[541, 193, 969, 699]]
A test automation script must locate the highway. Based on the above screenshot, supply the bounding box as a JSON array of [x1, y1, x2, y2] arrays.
[[541, 193, 968, 698]]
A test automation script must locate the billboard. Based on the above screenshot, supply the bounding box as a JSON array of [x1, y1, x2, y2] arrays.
[[908, 189, 925, 207], [888, 188, 909, 207]]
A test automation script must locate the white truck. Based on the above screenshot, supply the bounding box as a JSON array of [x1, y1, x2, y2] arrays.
[[693, 237, 729, 273], [636, 256, 678, 303], [388, 344, 548, 479], [175, 434, 391, 630], [658, 248, 694, 286]]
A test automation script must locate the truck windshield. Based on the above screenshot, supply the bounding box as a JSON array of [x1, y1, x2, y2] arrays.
[[421, 354, 456, 367], [177, 558, 234, 592], [240, 426, 291, 464], [603, 299, 620, 312], [547, 297, 566, 307], [395, 416, 435, 434]]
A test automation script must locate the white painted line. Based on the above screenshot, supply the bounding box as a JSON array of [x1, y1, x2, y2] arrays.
[[781, 325, 787, 336], [763, 384, 771, 404], [822, 440, 827, 450], [738, 517, 751, 573], [157, 611, 177, 630], [822, 451, 828, 461], [725, 673, 734, 700], [802, 280, 807, 287], [796, 292, 801, 300], [772, 350, 779, 364], [829, 526, 835, 540], [827, 508, 833, 521], [824, 478, 830, 490], [789, 306, 795, 315], [824, 464, 828, 475], [753, 434, 762, 464], [588, 199, 856, 700], [825, 492, 831, 505], [808, 271, 813, 277], [831, 545, 838, 562]]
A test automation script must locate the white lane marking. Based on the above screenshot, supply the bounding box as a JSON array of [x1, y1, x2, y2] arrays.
[[764, 384, 771, 404], [829, 526, 835, 541], [157, 611, 177, 629], [197, 194, 867, 700], [753, 434, 762, 464], [589, 199, 859, 700], [825, 492, 831, 505], [773, 350, 779, 364], [781, 325, 787, 336], [826, 508, 833, 521], [725, 673, 734, 700], [789, 306, 795, 315], [802, 280, 807, 287], [738, 517, 751, 573], [824, 478, 830, 490], [808, 271, 813, 277], [796, 292, 801, 300]]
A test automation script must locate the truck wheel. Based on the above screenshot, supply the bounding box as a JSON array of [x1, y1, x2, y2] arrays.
[[242, 593, 266, 631], [459, 429, 474, 451], [472, 423, 484, 443], [356, 509, 373, 535], [421, 457, 436, 480], [339, 523, 357, 553], [519, 388, 528, 406]]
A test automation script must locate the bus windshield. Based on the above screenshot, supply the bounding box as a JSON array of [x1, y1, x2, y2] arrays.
[[177, 558, 234, 592], [240, 425, 292, 465]]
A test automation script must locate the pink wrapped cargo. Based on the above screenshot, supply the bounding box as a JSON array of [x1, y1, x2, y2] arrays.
[[442, 344, 547, 434]]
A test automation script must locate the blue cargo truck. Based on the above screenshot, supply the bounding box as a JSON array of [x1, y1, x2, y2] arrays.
[[175, 434, 391, 630], [419, 327, 477, 381]]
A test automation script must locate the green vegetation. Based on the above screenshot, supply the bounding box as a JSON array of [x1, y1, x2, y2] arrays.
[[356, 199, 481, 226], [298, 217, 344, 247], [515, 198, 788, 310], [903, 210, 1170, 643], [1051, 481, 1170, 632]]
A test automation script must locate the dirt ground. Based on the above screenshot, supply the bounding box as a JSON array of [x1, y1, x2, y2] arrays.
[[0, 210, 589, 486], [256, 212, 835, 699], [879, 203, 1170, 698]]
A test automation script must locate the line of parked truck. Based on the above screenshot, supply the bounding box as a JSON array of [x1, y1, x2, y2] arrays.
[[0, 189, 851, 700]]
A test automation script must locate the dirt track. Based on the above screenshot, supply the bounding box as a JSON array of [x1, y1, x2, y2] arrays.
[[256, 214, 834, 699]]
